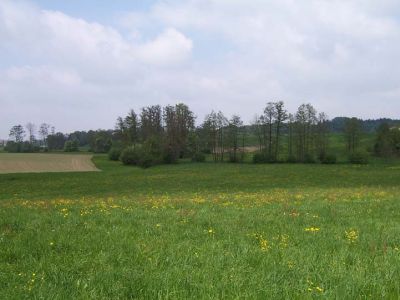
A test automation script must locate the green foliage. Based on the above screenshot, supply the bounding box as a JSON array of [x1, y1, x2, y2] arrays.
[[137, 153, 155, 169], [192, 152, 206, 162], [228, 152, 243, 163], [108, 147, 122, 161], [4, 141, 21, 153], [48, 133, 67, 151], [321, 154, 337, 164], [93, 137, 112, 153], [349, 151, 369, 164], [374, 123, 400, 157], [64, 140, 79, 152], [5, 141, 40, 153], [286, 155, 298, 163], [253, 152, 277, 164], [120, 146, 142, 165], [304, 153, 316, 164], [162, 147, 178, 164]]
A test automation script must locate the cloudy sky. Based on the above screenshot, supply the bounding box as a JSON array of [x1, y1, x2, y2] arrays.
[[1, 0, 400, 138]]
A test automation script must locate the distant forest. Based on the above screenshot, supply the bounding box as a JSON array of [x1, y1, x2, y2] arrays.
[[4, 102, 400, 167]]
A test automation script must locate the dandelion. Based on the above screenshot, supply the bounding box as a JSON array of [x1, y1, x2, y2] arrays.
[[304, 227, 320, 232], [287, 261, 295, 269], [49, 242, 54, 246], [259, 238, 270, 251], [345, 229, 358, 243], [208, 228, 214, 234]]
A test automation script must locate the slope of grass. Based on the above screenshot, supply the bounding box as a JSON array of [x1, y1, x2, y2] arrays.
[[1, 156, 400, 298]]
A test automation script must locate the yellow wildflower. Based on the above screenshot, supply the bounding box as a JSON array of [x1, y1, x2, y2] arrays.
[[304, 227, 320, 232], [345, 229, 358, 243]]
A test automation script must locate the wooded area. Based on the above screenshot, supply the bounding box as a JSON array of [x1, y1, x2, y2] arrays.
[[4, 102, 400, 167]]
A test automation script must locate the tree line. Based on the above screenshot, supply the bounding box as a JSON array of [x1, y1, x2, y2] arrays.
[[4, 101, 400, 167]]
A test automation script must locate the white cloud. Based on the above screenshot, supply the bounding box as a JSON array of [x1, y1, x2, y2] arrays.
[[1, 0, 400, 138]]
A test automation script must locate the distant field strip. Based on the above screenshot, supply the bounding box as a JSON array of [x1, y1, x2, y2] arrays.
[[0, 154, 99, 173]]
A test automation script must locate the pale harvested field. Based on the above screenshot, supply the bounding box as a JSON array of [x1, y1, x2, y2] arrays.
[[0, 153, 99, 174]]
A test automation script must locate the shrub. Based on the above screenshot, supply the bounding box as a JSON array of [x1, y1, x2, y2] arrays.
[[93, 137, 112, 153], [5, 141, 21, 153], [304, 154, 316, 164], [322, 154, 337, 164], [138, 154, 155, 169], [253, 152, 276, 164], [228, 151, 244, 163], [286, 155, 297, 163], [21, 142, 40, 153], [162, 147, 178, 164], [349, 151, 369, 164], [108, 148, 122, 161], [192, 152, 206, 162], [64, 140, 79, 152], [120, 146, 141, 165], [253, 152, 265, 164]]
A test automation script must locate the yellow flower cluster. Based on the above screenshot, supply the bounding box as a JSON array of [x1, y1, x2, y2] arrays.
[[304, 227, 320, 232], [307, 279, 324, 293], [345, 229, 358, 243]]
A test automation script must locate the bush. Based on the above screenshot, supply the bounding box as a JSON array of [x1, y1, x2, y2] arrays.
[[5, 141, 40, 153], [162, 147, 178, 164], [5, 141, 21, 153], [192, 152, 206, 162], [228, 151, 244, 163], [253, 152, 265, 164], [64, 140, 79, 152], [120, 146, 142, 165], [322, 154, 337, 164], [286, 155, 297, 163], [138, 154, 155, 169], [304, 154, 316, 164], [253, 152, 276, 164], [21, 142, 40, 153], [120, 145, 162, 169], [349, 151, 369, 164], [108, 148, 122, 161]]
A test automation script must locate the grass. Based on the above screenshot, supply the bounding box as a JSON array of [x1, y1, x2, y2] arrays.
[[1, 156, 400, 298]]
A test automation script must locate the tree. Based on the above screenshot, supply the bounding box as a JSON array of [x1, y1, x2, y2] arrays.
[[251, 115, 264, 152], [294, 104, 317, 162], [344, 117, 362, 153], [163, 103, 195, 161], [273, 101, 288, 160], [125, 109, 139, 146], [47, 132, 66, 151], [287, 113, 295, 160], [227, 115, 243, 162], [140, 105, 163, 141], [115, 116, 128, 146], [202, 111, 228, 162], [315, 112, 330, 160], [25, 122, 36, 144], [64, 140, 79, 152], [263, 102, 276, 157], [39, 123, 51, 147], [9, 125, 25, 143], [216, 111, 228, 162], [374, 123, 400, 157]]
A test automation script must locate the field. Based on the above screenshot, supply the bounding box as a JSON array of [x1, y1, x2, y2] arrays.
[[1, 155, 400, 299], [0, 153, 99, 174]]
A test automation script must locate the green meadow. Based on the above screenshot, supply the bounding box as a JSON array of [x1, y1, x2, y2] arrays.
[[1, 155, 400, 299]]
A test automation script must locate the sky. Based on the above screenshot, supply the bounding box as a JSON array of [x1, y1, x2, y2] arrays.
[[1, 0, 400, 139]]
